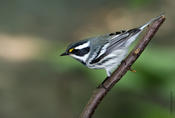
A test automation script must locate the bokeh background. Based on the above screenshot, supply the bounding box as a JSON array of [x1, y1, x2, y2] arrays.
[[0, 0, 174, 118]]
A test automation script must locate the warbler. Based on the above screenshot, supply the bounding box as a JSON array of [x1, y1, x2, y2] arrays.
[[60, 15, 162, 76]]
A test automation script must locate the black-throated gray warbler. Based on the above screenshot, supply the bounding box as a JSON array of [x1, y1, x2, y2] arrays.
[[61, 15, 162, 77]]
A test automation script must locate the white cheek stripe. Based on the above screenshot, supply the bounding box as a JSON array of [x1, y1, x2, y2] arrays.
[[75, 41, 90, 49], [70, 53, 89, 62]]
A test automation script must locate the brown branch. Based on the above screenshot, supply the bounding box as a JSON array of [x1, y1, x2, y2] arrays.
[[79, 15, 166, 118]]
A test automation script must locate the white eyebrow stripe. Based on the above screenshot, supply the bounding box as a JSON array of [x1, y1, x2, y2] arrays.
[[75, 41, 90, 49]]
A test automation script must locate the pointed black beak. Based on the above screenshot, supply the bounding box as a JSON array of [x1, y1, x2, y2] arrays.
[[60, 52, 68, 56]]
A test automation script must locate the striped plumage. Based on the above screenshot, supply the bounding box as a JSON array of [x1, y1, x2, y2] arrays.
[[60, 15, 162, 76]]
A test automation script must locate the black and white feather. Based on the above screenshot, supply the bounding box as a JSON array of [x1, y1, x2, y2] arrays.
[[61, 15, 162, 76]]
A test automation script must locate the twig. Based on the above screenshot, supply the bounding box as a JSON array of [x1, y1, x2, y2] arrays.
[[79, 15, 165, 118]]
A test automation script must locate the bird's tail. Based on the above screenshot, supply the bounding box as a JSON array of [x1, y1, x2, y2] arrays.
[[139, 14, 164, 30], [124, 14, 164, 47]]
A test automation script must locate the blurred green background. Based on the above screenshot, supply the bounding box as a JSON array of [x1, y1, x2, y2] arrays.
[[0, 0, 174, 118]]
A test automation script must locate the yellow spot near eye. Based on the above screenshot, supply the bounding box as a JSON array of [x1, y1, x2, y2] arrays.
[[69, 48, 74, 53]]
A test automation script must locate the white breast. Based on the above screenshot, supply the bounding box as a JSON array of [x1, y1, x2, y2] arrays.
[[87, 48, 128, 71]]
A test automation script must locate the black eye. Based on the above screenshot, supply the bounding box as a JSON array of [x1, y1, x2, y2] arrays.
[[72, 49, 79, 53], [72, 47, 90, 56]]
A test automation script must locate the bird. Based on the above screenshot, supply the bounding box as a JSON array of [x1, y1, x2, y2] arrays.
[[60, 15, 162, 77]]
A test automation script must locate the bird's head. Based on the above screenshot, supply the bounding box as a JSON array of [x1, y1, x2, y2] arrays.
[[60, 40, 90, 64]]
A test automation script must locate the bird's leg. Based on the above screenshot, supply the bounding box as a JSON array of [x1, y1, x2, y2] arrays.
[[97, 69, 111, 90], [121, 60, 127, 65], [106, 71, 112, 77], [97, 77, 108, 90], [128, 67, 136, 72]]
